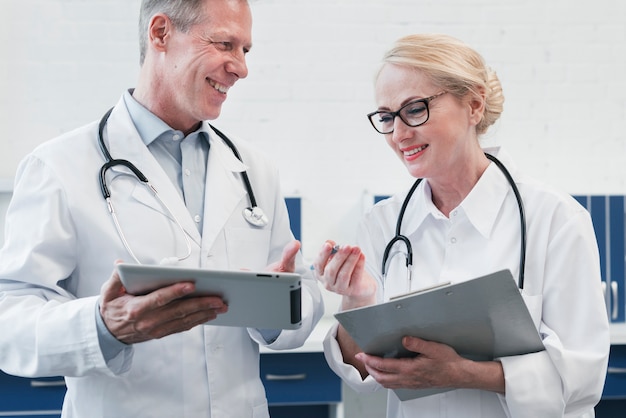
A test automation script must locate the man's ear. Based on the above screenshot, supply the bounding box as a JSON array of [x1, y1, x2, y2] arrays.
[[148, 13, 172, 52]]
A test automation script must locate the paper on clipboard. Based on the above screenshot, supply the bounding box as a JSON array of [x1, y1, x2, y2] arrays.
[[117, 263, 302, 330], [334, 269, 545, 400]]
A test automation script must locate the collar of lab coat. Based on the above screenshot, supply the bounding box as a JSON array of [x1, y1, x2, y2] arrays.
[[200, 122, 251, 248], [101, 97, 250, 251]]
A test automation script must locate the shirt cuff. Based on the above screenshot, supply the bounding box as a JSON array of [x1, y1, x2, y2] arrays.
[[95, 302, 128, 363]]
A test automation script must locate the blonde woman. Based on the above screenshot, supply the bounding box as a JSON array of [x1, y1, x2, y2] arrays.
[[315, 34, 609, 418]]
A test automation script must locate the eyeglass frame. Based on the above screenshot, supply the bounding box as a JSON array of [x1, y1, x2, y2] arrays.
[[367, 91, 447, 134]]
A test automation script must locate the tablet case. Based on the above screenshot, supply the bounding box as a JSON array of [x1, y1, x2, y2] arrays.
[[334, 269, 545, 400], [117, 263, 302, 330]]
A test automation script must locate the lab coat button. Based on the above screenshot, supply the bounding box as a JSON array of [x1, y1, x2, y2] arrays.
[[194, 215, 201, 223], [450, 237, 457, 244]]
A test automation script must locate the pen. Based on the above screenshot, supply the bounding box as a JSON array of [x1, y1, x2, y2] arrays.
[[309, 244, 341, 271]]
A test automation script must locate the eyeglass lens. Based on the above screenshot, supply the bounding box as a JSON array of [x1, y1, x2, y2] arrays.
[[369, 100, 429, 134]]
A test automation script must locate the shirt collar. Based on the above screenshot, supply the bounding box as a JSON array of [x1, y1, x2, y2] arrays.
[[122, 89, 211, 146], [461, 162, 511, 238], [400, 149, 515, 239]]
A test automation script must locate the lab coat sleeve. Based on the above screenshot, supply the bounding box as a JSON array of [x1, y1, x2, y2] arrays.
[[0, 155, 132, 378], [499, 209, 609, 417], [319, 210, 390, 393], [323, 321, 383, 394]]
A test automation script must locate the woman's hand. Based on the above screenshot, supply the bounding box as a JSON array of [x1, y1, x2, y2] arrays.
[[356, 336, 505, 393], [313, 240, 377, 310]]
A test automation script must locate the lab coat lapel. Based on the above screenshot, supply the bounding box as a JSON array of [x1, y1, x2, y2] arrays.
[[201, 124, 248, 250], [103, 101, 202, 247]]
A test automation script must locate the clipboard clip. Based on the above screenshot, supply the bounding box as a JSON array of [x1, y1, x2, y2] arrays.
[[389, 281, 452, 301]]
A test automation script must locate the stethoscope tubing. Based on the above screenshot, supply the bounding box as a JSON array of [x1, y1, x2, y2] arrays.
[[381, 153, 526, 290], [208, 124, 260, 210], [98, 107, 193, 264], [97, 106, 268, 264]]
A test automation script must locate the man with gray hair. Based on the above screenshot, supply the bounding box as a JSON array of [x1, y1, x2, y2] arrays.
[[0, 1, 324, 416]]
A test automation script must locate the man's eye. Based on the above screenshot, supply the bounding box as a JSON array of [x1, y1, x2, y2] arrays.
[[212, 41, 232, 51]]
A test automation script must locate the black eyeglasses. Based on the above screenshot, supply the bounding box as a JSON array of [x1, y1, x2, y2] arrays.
[[367, 92, 447, 134]]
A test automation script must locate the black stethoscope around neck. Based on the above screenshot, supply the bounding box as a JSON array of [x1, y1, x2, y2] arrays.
[[97, 107, 269, 264], [381, 153, 526, 293]]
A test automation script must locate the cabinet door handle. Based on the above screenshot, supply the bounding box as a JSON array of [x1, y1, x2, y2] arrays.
[[30, 379, 66, 387], [611, 281, 618, 320], [607, 367, 626, 374], [265, 373, 307, 381]]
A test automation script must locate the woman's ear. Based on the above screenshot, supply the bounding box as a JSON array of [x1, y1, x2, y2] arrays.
[[467, 87, 486, 127]]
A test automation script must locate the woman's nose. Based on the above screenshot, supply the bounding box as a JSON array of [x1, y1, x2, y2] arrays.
[[390, 117, 413, 143]]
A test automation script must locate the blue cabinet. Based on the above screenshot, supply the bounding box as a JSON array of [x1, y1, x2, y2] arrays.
[[0, 372, 64, 417], [261, 351, 342, 417], [572, 195, 625, 323]]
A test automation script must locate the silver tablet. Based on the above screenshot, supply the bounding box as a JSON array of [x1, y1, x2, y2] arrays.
[[116, 263, 302, 329]]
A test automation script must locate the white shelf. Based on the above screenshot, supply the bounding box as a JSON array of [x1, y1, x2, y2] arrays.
[[0, 178, 13, 193], [611, 323, 626, 345]]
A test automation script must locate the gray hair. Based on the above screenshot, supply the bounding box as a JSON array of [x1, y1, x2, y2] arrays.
[[138, 0, 206, 65]]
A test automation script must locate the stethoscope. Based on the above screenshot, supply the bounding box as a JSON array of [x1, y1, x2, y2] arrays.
[[98, 107, 269, 264], [381, 153, 526, 295]]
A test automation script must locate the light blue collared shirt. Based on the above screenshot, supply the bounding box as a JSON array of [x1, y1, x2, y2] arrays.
[[123, 90, 210, 232]]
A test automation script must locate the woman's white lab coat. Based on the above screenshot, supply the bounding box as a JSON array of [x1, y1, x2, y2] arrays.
[[323, 148, 609, 418], [0, 97, 324, 418]]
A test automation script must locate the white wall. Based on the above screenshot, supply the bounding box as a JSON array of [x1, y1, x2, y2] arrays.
[[2, 0, 625, 306], [2, 0, 625, 262]]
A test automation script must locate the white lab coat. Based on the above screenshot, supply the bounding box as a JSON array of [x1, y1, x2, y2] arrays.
[[324, 148, 609, 418], [0, 97, 324, 418]]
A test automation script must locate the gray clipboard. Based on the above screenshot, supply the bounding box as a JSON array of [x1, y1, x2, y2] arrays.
[[117, 263, 302, 329], [334, 269, 545, 400]]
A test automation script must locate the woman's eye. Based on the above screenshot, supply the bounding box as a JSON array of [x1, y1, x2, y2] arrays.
[[378, 113, 393, 123], [405, 103, 427, 116]]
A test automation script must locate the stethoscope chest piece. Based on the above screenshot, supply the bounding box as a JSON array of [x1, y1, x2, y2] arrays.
[[243, 206, 269, 227]]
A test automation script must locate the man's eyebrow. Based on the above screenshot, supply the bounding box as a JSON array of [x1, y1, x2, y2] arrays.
[[206, 30, 252, 49]]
